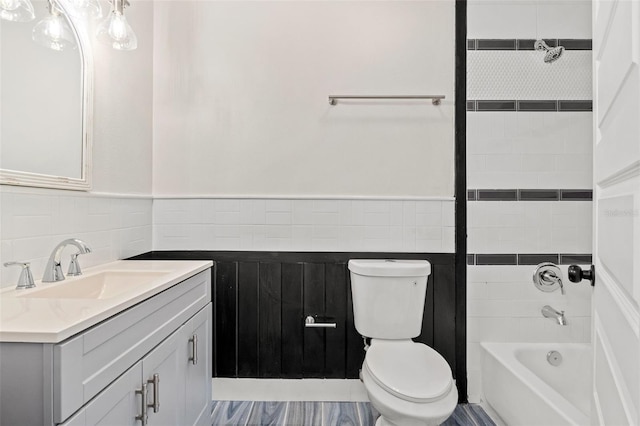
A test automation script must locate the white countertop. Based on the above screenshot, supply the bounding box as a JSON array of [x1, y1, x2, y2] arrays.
[[0, 260, 213, 343]]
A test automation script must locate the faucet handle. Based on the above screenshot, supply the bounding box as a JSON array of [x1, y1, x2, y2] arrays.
[[533, 263, 565, 295], [67, 253, 84, 276], [4, 261, 36, 290]]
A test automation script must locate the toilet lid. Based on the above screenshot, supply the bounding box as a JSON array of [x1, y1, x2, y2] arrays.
[[364, 342, 453, 403]]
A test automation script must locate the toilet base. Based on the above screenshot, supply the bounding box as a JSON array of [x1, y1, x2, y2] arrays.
[[362, 356, 457, 426]]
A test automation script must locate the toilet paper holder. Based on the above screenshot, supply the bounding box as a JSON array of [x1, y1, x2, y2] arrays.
[[305, 315, 337, 328]]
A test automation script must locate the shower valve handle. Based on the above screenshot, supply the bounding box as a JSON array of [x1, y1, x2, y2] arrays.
[[568, 265, 595, 286]]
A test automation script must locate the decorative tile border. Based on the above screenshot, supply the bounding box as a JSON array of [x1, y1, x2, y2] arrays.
[[467, 100, 592, 112], [468, 39, 592, 51], [468, 253, 592, 265], [468, 189, 593, 201]]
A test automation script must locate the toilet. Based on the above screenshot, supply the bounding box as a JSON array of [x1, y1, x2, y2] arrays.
[[348, 259, 458, 426]]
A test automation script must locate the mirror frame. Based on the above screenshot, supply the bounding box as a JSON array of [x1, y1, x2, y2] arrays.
[[0, 0, 93, 191]]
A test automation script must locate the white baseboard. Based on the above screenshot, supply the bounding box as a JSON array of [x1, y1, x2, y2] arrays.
[[211, 378, 369, 402]]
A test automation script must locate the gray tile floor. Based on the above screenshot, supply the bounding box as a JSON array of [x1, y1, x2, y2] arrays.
[[211, 401, 496, 426]]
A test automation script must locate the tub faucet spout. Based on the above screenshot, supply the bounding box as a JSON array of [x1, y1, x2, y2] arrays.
[[542, 305, 566, 326]]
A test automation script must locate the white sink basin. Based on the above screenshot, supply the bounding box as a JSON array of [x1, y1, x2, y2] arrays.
[[18, 271, 171, 300]]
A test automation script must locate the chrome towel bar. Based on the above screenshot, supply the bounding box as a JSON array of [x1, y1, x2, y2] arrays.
[[328, 95, 445, 106]]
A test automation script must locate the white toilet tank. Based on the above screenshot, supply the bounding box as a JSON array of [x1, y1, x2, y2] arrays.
[[348, 259, 431, 339]]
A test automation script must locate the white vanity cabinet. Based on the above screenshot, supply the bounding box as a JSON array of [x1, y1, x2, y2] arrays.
[[63, 306, 211, 426], [0, 267, 212, 426]]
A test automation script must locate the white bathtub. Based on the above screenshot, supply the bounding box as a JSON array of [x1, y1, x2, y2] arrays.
[[481, 342, 591, 426]]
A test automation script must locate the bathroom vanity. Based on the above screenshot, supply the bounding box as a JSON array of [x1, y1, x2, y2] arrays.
[[0, 260, 212, 426]]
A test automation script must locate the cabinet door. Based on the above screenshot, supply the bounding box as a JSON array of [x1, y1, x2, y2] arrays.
[[184, 305, 212, 426], [61, 361, 143, 426], [143, 327, 186, 426]]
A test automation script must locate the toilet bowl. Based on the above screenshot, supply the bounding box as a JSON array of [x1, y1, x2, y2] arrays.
[[361, 339, 458, 426], [347, 259, 457, 426]]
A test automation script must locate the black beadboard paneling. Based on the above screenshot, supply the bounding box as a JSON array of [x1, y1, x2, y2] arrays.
[[215, 262, 237, 377], [129, 251, 460, 396], [258, 263, 282, 377], [432, 264, 456, 371], [345, 273, 362, 379], [281, 263, 304, 378], [237, 262, 259, 377], [418, 272, 436, 346], [325, 263, 347, 378], [303, 263, 326, 378]]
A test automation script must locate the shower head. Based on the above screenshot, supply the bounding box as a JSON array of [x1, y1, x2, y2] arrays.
[[534, 40, 565, 63]]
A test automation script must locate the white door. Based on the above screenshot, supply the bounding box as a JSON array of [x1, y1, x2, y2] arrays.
[[592, 0, 640, 424]]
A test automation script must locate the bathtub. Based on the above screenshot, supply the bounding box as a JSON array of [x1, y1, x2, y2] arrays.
[[481, 343, 591, 426]]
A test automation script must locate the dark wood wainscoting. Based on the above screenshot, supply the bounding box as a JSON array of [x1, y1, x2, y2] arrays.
[[130, 251, 460, 396]]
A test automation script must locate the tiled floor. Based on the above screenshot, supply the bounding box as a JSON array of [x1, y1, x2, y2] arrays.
[[211, 401, 496, 426]]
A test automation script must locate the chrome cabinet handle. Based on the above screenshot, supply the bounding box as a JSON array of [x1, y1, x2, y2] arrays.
[[189, 335, 198, 365], [305, 316, 337, 328], [135, 383, 148, 426], [147, 374, 160, 413]]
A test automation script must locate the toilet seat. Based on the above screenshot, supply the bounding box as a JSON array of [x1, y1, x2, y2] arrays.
[[364, 341, 452, 404]]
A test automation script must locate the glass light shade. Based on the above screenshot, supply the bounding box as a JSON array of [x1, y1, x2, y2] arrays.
[[96, 10, 137, 50], [0, 0, 35, 22], [68, 0, 101, 19], [32, 12, 76, 51]]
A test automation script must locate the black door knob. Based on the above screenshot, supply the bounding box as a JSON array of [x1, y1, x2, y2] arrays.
[[568, 264, 595, 286]]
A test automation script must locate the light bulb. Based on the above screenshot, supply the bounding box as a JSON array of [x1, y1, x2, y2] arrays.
[[32, 2, 76, 51], [0, 0, 35, 22], [96, 7, 137, 50], [68, 0, 101, 19]]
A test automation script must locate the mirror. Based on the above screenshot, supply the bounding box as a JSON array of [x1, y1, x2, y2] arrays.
[[0, 0, 92, 190]]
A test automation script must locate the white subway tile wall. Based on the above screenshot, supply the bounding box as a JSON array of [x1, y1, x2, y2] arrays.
[[153, 199, 455, 253], [467, 112, 592, 188], [467, 0, 593, 405], [0, 188, 152, 289], [468, 201, 592, 253], [466, 265, 592, 402], [468, 0, 592, 39]]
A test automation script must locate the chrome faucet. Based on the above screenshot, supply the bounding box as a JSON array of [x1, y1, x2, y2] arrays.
[[4, 261, 36, 289], [542, 305, 567, 326], [42, 239, 92, 282]]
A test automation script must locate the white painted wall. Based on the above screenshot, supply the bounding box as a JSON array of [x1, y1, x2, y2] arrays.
[[0, 1, 154, 287], [92, 0, 153, 195], [152, 0, 455, 198], [467, 0, 593, 404]]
